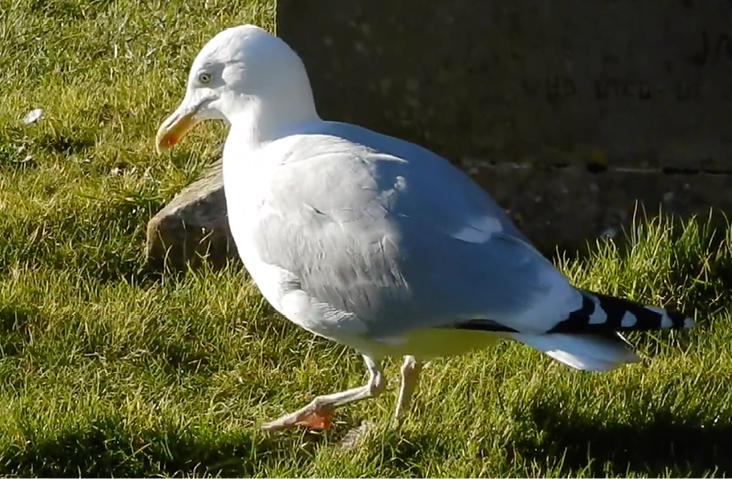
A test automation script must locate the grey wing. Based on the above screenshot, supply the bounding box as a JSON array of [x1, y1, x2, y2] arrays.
[[252, 127, 581, 339]]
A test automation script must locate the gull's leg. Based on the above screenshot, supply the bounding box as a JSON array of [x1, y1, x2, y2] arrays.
[[262, 355, 384, 431], [393, 355, 423, 425]]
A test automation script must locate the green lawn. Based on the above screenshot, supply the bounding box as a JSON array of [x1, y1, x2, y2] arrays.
[[0, 0, 730, 476]]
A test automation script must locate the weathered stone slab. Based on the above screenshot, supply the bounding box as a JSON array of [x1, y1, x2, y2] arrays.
[[278, 0, 732, 171], [146, 159, 238, 271]]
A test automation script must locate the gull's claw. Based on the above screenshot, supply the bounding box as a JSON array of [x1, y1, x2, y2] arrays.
[[294, 410, 331, 430], [261, 410, 332, 432], [260, 356, 383, 433]]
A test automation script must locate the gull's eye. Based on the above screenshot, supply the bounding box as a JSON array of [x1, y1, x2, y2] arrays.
[[198, 72, 212, 84]]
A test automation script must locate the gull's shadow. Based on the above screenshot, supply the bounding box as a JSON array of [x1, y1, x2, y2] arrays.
[[1, 420, 330, 477], [509, 402, 732, 477]]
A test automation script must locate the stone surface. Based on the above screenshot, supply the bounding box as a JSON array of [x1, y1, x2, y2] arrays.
[[146, 158, 237, 271], [464, 163, 730, 253], [278, 0, 732, 171]]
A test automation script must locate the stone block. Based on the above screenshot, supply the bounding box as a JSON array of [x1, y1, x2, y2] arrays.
[[278, 0, 732, 170], [464, 162, 729, 253], [146, 159, 237, 271]]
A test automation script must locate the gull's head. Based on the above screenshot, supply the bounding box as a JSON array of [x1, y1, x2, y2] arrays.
[[156, 24, 318, 153]]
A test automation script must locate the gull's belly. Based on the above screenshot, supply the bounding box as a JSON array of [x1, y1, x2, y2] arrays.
[[345, 328, 509, 361], [232, 229, 509, 361]]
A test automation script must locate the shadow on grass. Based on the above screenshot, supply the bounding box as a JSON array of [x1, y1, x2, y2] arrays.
[[0, 306, 37, 357], [5, 405, 726, 477], [511, 403, 731, 477], [0, 419, 324, 477]]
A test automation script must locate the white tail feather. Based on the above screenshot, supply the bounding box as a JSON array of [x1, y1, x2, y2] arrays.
[[510, 332, 640, 372]]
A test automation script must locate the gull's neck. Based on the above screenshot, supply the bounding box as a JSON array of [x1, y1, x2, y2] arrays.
[[226, 93, 320, 150]]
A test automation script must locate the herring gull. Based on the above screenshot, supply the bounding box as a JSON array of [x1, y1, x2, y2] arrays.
[[155, 24, 694, 431]]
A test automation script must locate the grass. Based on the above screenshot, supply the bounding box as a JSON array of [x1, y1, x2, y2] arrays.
[[0, 0, 730, 476]]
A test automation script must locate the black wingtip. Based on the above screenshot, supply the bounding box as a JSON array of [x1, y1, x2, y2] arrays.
[[547, 290, 694, 334]]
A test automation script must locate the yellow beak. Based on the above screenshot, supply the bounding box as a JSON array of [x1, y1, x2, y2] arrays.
[[155, 106, 201, 153]]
